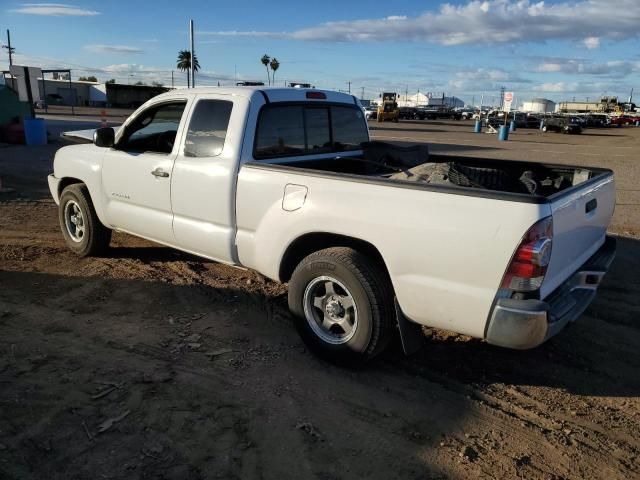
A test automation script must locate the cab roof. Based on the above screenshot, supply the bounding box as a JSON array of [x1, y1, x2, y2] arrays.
[[154, 87, 359, 105]]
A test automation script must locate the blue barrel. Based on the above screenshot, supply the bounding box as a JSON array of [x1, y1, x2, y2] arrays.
[[540, 119, 545, 130], [498, 125, 509, 141], [474, 120, 482, 133], [636, 120, 640, 127], [509, 120, 516, 132], [24, 118, 47, 146]]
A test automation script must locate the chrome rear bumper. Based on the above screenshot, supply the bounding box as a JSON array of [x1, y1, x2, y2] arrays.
[[485, 236, 616, 349]]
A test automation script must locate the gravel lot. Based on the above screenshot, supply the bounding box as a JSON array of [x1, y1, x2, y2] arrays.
[[1, 117, 639, 480]]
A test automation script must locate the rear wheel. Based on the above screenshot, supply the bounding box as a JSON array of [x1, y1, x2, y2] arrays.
[[288, 247, 394, 363], [59, 184, 111, 257]]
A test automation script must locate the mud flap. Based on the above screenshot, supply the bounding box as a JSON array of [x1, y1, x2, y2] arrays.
[[395, 298, 424, 355]]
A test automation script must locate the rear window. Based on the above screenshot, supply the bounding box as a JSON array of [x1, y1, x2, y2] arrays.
[[254, 103, 367, 159], [331, 106, 368, 151]]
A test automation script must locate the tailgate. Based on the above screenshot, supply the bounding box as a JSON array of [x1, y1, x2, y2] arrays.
[[540, 171, 615, 298]]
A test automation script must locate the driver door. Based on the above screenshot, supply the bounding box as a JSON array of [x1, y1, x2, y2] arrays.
[[101, 100, 189, 244]]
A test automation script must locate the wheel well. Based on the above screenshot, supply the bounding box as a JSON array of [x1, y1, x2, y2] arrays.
[[58, 177, 84, 197], [279, 232, 390, 284]]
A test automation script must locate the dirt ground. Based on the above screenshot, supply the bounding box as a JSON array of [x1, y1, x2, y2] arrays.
[[0, 119, 639, 480]]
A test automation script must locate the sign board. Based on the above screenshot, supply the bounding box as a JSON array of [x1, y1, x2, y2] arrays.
[[503, 91, 514, 112], [9, 65, 42, 103]]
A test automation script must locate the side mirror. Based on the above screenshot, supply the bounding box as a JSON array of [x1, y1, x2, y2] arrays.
[[94, 127, 115, 148]]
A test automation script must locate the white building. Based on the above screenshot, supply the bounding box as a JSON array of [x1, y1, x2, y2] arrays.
[[521, 98, 556, 114], [375, 92, 464, 108]]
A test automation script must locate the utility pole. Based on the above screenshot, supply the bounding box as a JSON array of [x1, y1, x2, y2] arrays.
[[189, 19, 195, 88], [3, 29, 15, 66], [171, 70, 174, 88], [347, 81, 351, 94], [361, 86, 364, 100]]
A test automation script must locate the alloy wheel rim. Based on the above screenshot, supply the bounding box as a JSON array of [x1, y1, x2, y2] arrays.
[[303, 276, 358, 345], [64, 200, 85, 243]]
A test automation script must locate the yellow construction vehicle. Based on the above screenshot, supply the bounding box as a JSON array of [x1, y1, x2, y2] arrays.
[[377, 92, 399, 122]]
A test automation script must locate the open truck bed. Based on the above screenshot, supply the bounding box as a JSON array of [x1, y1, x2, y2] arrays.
[[258, 144, 612, 205]]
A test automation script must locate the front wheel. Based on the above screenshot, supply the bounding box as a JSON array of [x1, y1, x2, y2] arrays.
[[288, 247, 394, 363], [59, 184, 111, 257]]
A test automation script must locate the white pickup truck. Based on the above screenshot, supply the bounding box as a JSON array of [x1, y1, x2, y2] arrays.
[[48, 87, 616, 362]]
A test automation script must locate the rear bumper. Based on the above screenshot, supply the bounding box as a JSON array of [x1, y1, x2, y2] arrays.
[[485, 236, 616, 349]]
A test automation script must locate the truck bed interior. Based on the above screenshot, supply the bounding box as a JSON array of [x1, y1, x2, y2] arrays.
[[268, 142, 611, 200]]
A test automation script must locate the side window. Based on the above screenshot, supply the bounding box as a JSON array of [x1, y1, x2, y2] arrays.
[[184, 100, 233, 157], [117, 102, 186, 154], [255, 106, 305, 157], [330, 106, 368, 151]]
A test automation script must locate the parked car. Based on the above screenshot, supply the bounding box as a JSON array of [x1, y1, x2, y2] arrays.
[[609, 115, 635, 126], [363, 106, 377, 120], [422, 108, 462, 120], [398, 106, 418, 120], [48, 87, 616, 362], [585, 114, 609, 128], [459, 108, 476, 120], [542, 116, 583, 134]]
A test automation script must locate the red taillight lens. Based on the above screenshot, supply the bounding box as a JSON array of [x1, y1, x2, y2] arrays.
[[501, 217, 553, 292], [306, 91, 326, 99]]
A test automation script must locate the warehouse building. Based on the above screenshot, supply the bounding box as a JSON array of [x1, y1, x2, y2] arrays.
[[2, 77, 169, 108]]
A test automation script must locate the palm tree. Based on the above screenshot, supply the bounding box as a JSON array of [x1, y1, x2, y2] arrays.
[[177, 50, 200, 88], [261, 54, 271, 85], [270, 57, 280, 86]]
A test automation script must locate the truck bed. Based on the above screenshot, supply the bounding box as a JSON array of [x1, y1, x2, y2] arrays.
[[259, 152, 612, 204]]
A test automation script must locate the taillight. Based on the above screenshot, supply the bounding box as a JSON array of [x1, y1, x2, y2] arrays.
[[306, 91, 326, 99], [501, 217, 553, 292]]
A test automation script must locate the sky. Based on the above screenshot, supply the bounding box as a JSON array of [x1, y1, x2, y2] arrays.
[[1, 0, 639, 105]]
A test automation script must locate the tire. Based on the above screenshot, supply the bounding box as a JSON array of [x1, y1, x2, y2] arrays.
[[59, 184, 111, 257], [288, 247, 394, 363], [542, 125, 548, 132]]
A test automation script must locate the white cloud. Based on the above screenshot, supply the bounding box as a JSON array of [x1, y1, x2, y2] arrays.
[[10, 3, 100, 16], [533, 82, 578, 93], [448, 67, 532, 92], [534, 59, 640, 76], [584, 37, 600, 49], [203, 0, 640, 46], [85, 45, 144, 54]]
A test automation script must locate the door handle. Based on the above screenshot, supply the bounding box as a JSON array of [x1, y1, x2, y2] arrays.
[[151, 168, 169, 178]]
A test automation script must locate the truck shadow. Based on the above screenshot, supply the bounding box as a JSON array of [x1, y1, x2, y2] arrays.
[[106, 245, 211, 263], [0, 267, 455, 479]]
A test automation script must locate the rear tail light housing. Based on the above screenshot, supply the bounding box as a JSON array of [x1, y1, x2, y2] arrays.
[[501, 217, 553, 292]]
